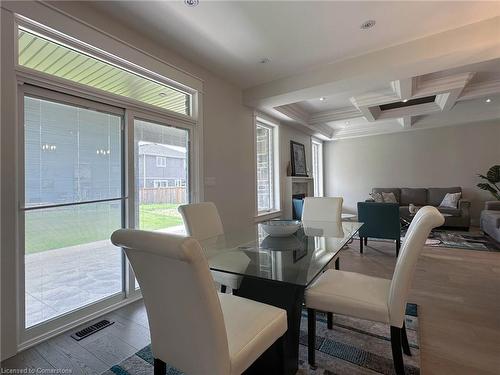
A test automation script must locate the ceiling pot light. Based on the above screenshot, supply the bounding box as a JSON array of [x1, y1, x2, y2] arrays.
[[319, 97, 326, 101], [184, 0, 199, 7], [486, 98, 492, 103], [402, 99, 408, 103], [360, 20, 376, 30]]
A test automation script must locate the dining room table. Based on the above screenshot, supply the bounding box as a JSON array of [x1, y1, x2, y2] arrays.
[[199, 219, 363, 375]]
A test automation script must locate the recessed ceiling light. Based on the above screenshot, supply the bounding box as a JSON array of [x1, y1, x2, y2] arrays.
[[402, 99, 408, 103], [345, 121, 350, 125], [184, 0, 199, 7], [486, 98, 492, 103], [360, 20, 376, 30], [319, 97, 326, 101], [259, 57, 271, 64], [159, 92, 167, 97]]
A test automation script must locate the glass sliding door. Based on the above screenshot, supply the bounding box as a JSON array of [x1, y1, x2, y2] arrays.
[[23, 94, 125, 328], [134, 119, 189, 233]]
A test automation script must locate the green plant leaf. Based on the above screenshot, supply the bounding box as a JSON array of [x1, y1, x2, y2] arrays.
[[486, 165, 500, 183], [477, 183, 500, 200]]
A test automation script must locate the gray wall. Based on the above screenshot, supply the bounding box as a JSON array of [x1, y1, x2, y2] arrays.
[[324, 121, 500, 225]]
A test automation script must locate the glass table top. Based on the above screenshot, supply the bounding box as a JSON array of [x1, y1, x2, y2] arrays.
[[199, 220, 363, 287]]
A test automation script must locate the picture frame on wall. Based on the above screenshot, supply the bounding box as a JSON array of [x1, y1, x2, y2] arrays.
[[290, 141, 308, 177]]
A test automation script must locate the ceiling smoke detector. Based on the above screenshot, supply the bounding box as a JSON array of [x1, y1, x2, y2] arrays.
[[259, 57, 271, 64], [184, 0, 199, 7], [360, 20, 376, 30]]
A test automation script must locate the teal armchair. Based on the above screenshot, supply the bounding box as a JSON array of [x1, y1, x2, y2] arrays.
[[357, 202, 401, 256]]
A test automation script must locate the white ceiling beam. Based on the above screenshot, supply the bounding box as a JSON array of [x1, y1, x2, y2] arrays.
[[397, 116, 414, 128], [309, 107, 362, 125], [414, 72, 474, 97], [274, 104, 334, 138], [392, 78, 414, 100], [243, 17, 500, 108], [458, 79, 500, 101]]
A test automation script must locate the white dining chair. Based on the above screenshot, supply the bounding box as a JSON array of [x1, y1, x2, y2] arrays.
[[301, 197, 343, 222], [111, 229, 287, 375], [305, 206, 444, 374], [178, 202, 242, 293]]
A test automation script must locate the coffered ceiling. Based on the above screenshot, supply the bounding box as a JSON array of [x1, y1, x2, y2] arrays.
[[78, 1, 500, 140]]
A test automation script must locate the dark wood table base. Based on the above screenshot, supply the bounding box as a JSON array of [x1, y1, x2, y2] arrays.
[[234, 277, 305, 375]]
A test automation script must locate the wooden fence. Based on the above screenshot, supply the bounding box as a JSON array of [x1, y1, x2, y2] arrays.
[[139, 187, 187, 204]]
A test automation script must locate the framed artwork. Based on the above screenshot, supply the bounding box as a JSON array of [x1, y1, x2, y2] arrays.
[[290, 141, 308, 176]]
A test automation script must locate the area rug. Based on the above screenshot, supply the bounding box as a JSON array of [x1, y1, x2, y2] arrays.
[[102, 304, 420, 375], [425, 230, 500, 252]]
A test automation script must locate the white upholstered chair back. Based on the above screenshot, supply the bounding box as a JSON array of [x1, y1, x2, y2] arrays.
[[111, 229, 231, 375], [178, 202, 224, 240], [302, 197, 343, 222], [388, 206, 444, 327]]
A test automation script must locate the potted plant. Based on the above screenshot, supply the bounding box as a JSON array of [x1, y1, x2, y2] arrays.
[[477, 165, 500, 200]]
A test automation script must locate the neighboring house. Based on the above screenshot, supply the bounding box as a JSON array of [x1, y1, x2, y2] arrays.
[[137, 142, 187, 189]]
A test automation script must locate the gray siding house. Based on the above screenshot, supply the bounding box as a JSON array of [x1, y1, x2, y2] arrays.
[[137, 142, 187, 189]]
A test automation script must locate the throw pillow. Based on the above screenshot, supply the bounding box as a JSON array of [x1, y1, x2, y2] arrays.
[[439, 192, 461, 208], [370, 192, 383, 203], [382, 192, 398, 203]]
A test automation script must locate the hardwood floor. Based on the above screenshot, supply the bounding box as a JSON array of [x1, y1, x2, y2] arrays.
[[2, 240, 500, 374]]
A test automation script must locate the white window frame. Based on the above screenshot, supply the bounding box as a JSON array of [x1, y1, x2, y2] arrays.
[[255, 116, 280, 218], [156, 156, 167, 168], [312, 139, 324, 197], [3, 13, 204, 351]]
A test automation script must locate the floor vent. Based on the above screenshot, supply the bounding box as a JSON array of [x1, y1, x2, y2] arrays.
[[71, 320, 114, 341]]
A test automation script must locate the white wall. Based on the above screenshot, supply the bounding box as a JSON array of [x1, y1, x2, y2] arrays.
[[324, 121, 500, 224], [1, 0, 256, 358], [279, 124, 314, 208]]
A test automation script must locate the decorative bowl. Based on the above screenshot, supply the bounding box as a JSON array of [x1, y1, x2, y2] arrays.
[[261, 220, 301, 237]]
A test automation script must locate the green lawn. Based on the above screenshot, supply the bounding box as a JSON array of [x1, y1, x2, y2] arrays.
[[25, 203, 183, 254]]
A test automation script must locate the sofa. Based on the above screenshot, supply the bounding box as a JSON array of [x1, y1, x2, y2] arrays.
[[480, 201, 500, 242], [370, 187, 470, 230]]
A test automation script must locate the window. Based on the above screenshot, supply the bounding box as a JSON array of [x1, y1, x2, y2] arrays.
[[156, 156, 167, 167], [135, 119, 189, 232], [256, 121, 278, 213], [312, 140, 323, 197], [23, 94, 124, 328], [18, 27, 192, 116]]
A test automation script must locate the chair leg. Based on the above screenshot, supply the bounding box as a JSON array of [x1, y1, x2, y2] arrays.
[[402, 322, 411, 356], [364, 237, 368, 245], [327, 312, 333, 329], [396, 239, 401, 257], [154, 358, 166, 375], [220, 285, 227, 293], [359, 237, 364, 253], [390, 326, 405, 375], [307, 308, 316, 369]]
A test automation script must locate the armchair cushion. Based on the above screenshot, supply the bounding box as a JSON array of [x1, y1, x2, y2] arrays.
[[372, 188, 401, 204], [485, 201, 500, 211], [219, 293, 287, 375], [437, 207, 461, 217], [427, 187, 461, 207], [400, 188, 427, 206], [305, 270, 391, 324]]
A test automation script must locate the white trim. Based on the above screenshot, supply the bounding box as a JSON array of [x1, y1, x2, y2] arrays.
[[1, 1, 203, 92], [254, 210, 282, 223], [19, 293, 143, 352], [311, 139, 324, 197], [255, 118, 280, 216]]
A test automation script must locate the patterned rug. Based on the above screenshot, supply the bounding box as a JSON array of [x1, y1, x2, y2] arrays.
[[102, 304, 419, 375], [426, 230, 500, 251]]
